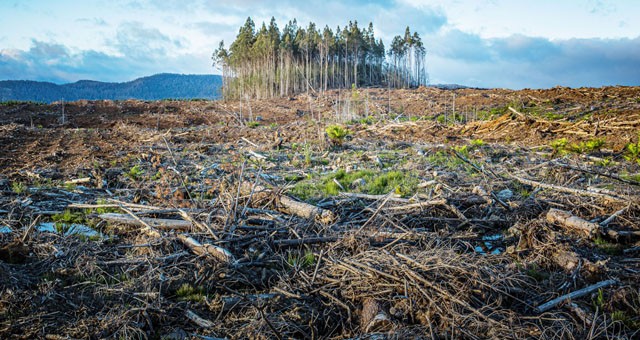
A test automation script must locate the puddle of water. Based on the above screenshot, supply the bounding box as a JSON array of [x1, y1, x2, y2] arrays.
[[475, 234, 504, 255], [36, 222, 105, 239], [0, 226, 12, 233]]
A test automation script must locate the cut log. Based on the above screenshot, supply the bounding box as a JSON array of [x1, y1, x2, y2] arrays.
[[360, 298, 393, 333], [177, 234, 234, 264], [98, 213, 192, 231], [278, 195, 335, 224], [546, 208, 602, 238], [241, 183, 336, 224]]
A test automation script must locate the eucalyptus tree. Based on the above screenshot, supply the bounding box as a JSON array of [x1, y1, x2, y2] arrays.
[[213, 17, 428, 99]]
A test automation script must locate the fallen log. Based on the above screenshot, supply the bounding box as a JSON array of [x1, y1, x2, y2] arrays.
[[98, 213, 192, 231], [536, 279, 618, 313], [241, 183, 336, 224], [546, 209, 602, 238]]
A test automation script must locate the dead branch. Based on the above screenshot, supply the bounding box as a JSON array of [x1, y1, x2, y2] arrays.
[[99, 213, 192, 231], [510, 174, 628, 202], [536, 279, 618, 313]]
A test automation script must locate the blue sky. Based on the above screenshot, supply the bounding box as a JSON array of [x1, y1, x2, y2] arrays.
[[1, 0, 639, 88]]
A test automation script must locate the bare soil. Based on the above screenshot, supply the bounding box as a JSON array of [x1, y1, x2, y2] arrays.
[[1, 86, 639, 339]]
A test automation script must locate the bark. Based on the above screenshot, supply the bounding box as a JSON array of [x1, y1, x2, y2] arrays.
[[546, 208, 602, 238]]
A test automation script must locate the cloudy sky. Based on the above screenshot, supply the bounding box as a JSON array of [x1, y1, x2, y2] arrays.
[[1, 0, 639, 88]]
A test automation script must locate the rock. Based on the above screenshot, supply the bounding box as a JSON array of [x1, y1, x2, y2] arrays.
[[496, 189, 513, 201]]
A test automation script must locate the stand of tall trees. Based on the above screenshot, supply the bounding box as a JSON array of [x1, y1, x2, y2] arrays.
[[212, 17, 427, 99]]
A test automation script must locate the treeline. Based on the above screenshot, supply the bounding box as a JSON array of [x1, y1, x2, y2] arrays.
[[0, 74, 222, 103], [212, 17, 427, 99]]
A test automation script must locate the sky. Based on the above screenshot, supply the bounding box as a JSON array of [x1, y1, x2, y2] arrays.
[[0, 0, 639, 89]]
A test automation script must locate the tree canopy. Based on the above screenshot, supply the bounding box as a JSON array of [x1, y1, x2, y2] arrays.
[[213, 17, 428, 99]]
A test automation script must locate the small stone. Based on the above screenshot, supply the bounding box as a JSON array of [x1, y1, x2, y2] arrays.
[[496, 189, 513, 201]]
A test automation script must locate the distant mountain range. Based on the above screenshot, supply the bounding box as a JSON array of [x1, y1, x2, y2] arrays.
[[0, 73, 222, 102]]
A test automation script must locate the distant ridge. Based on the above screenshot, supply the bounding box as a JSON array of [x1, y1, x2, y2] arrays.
[[0, 73, 222, 102]]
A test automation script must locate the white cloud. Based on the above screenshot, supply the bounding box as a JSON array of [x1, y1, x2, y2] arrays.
[[1, 0, 638, 88]]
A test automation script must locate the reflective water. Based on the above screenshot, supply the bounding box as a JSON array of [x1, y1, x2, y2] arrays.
[[474, 234, 504, 255]]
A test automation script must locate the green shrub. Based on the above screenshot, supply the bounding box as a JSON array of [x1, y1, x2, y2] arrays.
[[126, 165, 144, 180], [11, 181, 27, 194], [624, 133, 640, 164], [325, 125, 350, 146], [470, 139, 485, 147]]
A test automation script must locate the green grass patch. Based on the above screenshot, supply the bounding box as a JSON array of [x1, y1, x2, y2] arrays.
[[470, 139, 485, 147], [541, 112, 564, 120], [247, 121, 260, 128], [550, 137, 605, 155], [289, 169, 419, 201], [594, 236, 623, 255], [349, 115, 376, 125], [176, 283, 206, 302], [287, 250, 315, 268]]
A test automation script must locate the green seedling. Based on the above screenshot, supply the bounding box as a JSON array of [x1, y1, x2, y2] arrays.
[[325, 124, 350, 146]]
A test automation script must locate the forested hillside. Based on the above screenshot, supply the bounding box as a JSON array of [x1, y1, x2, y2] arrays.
[[0, 74, 222, 103], [213, 18, 427, 99]]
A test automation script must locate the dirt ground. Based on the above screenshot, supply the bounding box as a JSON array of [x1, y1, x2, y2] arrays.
[[1, 86, 639, 339]]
